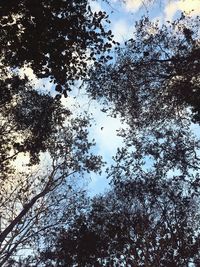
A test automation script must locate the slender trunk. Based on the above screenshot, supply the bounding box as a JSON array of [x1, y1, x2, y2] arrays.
[[0, 188, 47, 245]]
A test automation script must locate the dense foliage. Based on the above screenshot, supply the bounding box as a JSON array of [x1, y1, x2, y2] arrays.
[[0, 0, 114, 94], [88, 15, 200, 125], [0, 0, 200, 266], [40, 120, 200, 266], [39, 13, 200, 267], [0, 0, 111, 264]]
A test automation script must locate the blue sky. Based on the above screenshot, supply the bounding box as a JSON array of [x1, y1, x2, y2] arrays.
[[16, 0, 200, 195]]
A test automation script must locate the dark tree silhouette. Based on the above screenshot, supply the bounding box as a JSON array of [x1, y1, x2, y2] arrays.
[[0, 1, 113, 263], [0, 115, 103, 266], [88, 14, 200, 125], [0, 0, 114, 95], [0, 74, 71, 182], [1, 1, 200, 266], [0, 0, 115, 172], [40, 122, 200, 266], [0, 0, 114, 170]]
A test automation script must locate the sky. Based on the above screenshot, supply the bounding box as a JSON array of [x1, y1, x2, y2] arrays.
[[15, 0, 200, 196]]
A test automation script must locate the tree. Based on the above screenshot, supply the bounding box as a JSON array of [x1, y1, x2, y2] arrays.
[[0, 114, 103, 266], [0, 0, 114, 172], [0, 75, 71, 177], [0, 0, 114, 95], [0, 0, 114, 176], [40, 120, 200, 266], [88, 14, 200, 125], [0, 1, 114, 264], [14, 12, 200, 266], [1, 2, 200, 265], [40, 178, 200, 266]]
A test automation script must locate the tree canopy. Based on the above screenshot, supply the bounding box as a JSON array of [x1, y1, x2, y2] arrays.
[[0, 0, 114, 94], [0, 0, 200, 266], [39, 118, 200, 266], [0, 0, 115, 169], [36, 12, 200, 267], [0, 0, 112, 264], [88, 14, 200, 125]]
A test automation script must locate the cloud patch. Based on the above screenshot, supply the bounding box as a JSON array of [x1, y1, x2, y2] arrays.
[[124, 0, 144, 12], [112, 19, 132, 42], [165, 0, 200, 21]]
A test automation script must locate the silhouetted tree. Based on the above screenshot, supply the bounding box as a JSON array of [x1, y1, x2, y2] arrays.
[[0, 75, 70, 178], [0, 1, 114, 264], [88, 14, 200, 125], [0, 0, 114, 95], [0, 115, 103, 266], [0, 0, 114, 173], [1, 2, 200, 266], [39, 115, 200, 266]]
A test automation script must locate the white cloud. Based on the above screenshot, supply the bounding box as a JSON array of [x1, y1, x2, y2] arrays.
[[165, 0, 200, 21], [124, 0, 144, 12], [13, 150, 52, 173], [110, 0, 154, 13], [89, 0, 102, 13], [112, 19, 132, 42], [19, 66, 52, 93], [13, 152, 31, 170], [19, 66, 36, 82]]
